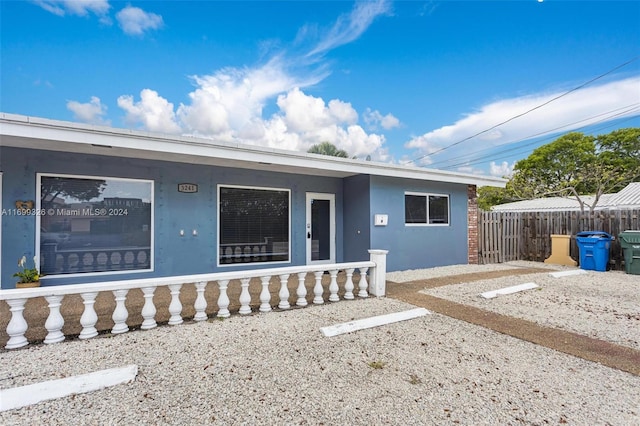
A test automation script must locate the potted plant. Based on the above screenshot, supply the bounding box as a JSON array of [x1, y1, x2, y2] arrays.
[[14, 256, 41, 288]]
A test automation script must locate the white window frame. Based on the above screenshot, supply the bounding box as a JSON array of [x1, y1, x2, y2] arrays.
[[217, 184, 291, 267], [404, 191, 450, 227], [36, 173, 154, 279]]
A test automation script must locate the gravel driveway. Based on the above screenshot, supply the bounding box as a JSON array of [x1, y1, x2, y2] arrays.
[[1, 262, 639, 425]]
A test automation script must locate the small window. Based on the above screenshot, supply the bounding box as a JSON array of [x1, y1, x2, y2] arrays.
[[218, 185, 290, 265], [38, 174, 153, 276], [405, 192, 449, 225]]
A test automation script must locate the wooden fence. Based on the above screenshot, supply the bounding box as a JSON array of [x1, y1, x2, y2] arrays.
[[479, 209, 640, 269]]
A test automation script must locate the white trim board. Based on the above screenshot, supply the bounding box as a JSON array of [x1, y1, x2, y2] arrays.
[[320, 308, 430, 337], [0, 365, 138, 412], [480, 282, 539, 299], [549, 269, 589, 278]]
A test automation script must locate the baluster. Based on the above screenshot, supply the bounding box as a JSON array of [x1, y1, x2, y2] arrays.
[[193, 281, 208, 321], [141, 286, 157, 330], [358, 267, 369, 298], [259, 275, 272, 312], [111, 289, 129, 334], [239, 278, 252, 315], [79, 292, 99, 339], [328, 269, 339, 302], [344, 268, 355, 300], [313, 271, 324, 304], [296, 272, 308, 307], [278, 274, 290, 309], [5, 298, 29, 349], [217, 280, 231, 318], [168, 284, 184, 325], [44, 295, 65, 344]]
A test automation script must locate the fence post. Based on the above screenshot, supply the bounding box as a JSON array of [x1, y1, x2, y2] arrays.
[[368, 249, 389, 297]]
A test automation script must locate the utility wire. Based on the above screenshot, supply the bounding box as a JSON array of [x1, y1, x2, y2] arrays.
[[428, 103, 640, 169], [404, 55, 640, 165]]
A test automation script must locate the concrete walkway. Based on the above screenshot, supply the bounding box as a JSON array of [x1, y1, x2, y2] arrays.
[[386, 268, 640, 377]]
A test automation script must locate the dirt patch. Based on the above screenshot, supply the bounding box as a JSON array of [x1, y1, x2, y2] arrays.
[[387, 267, 640, 376]]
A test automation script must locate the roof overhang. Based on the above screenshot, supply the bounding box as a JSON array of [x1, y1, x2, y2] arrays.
[[0, 113, 507, 187]]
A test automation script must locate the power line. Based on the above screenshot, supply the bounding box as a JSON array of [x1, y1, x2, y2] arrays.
[[403, 55, 640, 165], [428, 103, 640, 169]]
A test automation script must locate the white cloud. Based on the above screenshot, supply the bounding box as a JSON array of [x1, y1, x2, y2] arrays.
[[405, 76, 640, 165], [117, 89, 181, 134], [33, 0, 110, 17], [364, 108, 400, 130], [307, 0, 392, 57], [489, 161, 514, 178], [116, 5, 163, 36], [66, 96, 109, 125], [116, 2, 391, 159]]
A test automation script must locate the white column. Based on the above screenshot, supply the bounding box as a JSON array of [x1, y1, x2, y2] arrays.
[[259, 275, 272, 312], [140, 286, 157, 330], [313, 271, 324, 304], [278, 274, 290, 309], [168, 284, 184, 325], [79, 292, 99, 339], [193, 281, 208, 321], [239, 278, 252, 315], [358, 267, 369, 298], [217, 280, 230, 318], [44, 295, 65, 344], [296, 272, 308, 307], [328, 269, 339, 302], [5, 298, 29, 349], [111, 289, 129, 334], [368, 249, 389, 297], [343, 268, 355, 300]]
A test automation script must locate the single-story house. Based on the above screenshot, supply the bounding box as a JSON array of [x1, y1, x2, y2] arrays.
[[491, 182, 640, 212], [0, 113, 505, 289]]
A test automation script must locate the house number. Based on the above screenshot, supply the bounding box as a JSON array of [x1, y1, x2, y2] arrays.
[[178, 183, 198, 193]]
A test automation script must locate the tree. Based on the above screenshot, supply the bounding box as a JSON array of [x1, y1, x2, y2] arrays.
[[307, 142, 349, 158], [477, 186, 516, 211], [497, 128, 640, 212], [40, 176, 107, 209]]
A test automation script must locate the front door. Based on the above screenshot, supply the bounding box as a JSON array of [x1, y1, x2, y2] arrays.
[[306, 193, 335, 264]]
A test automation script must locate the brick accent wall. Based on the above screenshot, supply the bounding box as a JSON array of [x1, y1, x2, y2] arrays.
[[467, 185, 479, 264]]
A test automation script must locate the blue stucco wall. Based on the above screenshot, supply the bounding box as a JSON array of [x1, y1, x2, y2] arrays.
[[0, 147, 344, 288], [368, 175, 469, 272]]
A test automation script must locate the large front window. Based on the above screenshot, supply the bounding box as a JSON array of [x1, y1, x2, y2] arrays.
[[37, 174, 153, 276], [405, 192, 450, 225], [218, 185, 290, 265]]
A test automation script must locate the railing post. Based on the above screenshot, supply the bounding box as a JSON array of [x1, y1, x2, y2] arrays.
[[44, 295, 65, 344], [368, 249, 389, 297], [5, 298, 29, 349]]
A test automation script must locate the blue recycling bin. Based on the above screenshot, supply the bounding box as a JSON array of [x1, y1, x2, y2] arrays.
[[575, 231, 613, 272]]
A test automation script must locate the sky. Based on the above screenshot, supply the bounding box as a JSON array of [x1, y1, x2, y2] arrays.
[[1, 0, 639, 177]]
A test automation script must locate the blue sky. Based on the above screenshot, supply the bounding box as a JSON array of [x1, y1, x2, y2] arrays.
[[2, 0, 639, 177]]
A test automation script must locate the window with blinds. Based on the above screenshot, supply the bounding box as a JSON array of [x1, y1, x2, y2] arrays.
[[218, 185, 290, 264]]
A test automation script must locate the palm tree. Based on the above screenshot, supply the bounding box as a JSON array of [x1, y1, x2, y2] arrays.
[[307, 141, 349, 158]]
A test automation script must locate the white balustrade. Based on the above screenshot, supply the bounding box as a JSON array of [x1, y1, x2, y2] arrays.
[[79, 292, 99, 339], [168, 284, 184, 325], [140, 286, 157, 330], [44, 295, 65, 344], [1, 251, 386, 349], [239, 278, 252, 315], [328, 270, 339, 302], [344, 268, 355, 300], [296, 272, 307, 306], [313, 271, 324, 304], [217, 280, 230, 318], [193, 281, 208, 321], [111, 289, 129, 334], [259, 276, 272, 312], [278, 274, 290, 309]]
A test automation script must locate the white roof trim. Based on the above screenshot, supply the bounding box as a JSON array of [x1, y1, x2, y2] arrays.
[[0, 113, 506, 187]]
